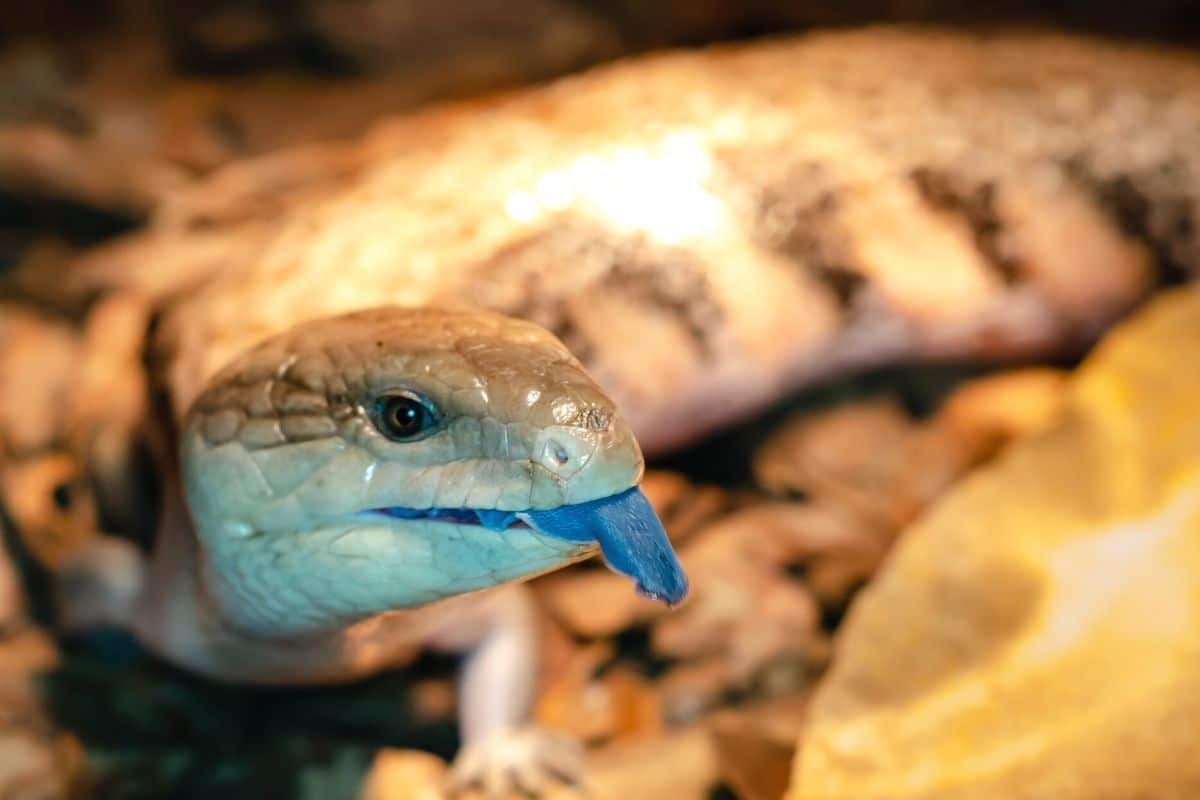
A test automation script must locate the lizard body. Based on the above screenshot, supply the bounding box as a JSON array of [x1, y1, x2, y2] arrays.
[[55, 27, 1200, 454]]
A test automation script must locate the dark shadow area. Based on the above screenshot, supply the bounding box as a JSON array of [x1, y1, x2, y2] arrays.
[[44, 634, 460, 799], [651, 362, 1010, 487]]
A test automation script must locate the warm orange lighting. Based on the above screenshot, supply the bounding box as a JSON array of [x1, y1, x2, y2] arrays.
[[505, 133, 726, 245]]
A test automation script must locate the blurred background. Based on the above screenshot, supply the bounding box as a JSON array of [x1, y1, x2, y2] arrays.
[[0, 2, 1198, 799]]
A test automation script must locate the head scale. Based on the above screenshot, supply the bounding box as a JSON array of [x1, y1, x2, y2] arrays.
[[180, 307, 645, 634]]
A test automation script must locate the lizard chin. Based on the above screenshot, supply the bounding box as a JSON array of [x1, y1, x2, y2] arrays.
[[201, 512, 595, 638]]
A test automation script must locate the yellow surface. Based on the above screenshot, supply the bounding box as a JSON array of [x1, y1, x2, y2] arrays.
[[790, 288, 1200, 799]]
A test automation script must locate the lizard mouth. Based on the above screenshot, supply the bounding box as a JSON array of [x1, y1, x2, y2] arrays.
[[371, 506, 530, 530], [368, 488, 689, 606]]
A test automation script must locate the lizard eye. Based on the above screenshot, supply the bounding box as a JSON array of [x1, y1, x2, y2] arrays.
[[373, 391, 438, 441]]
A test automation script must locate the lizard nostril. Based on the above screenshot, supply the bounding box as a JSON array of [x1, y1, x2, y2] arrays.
[[549, 441, 570, 466]]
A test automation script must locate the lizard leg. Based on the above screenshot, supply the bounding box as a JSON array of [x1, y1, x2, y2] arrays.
[[424, 584, 583, 798]]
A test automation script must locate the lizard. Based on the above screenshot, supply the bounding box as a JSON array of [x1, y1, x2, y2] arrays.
[[51, 306, 688, 797]]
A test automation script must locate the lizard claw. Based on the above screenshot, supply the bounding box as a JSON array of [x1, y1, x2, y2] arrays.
[[446, 727, 584, 799]]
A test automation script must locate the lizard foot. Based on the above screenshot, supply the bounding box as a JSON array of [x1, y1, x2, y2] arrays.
[[446, 727, 583, 799]]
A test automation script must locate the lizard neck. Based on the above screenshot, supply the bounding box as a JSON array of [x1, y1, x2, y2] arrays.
[[144, 488, 361, 641], [134, 482, 444, 684]]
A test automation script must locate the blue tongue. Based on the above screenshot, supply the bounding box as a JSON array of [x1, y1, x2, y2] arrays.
[[522, 487, 689, 606]]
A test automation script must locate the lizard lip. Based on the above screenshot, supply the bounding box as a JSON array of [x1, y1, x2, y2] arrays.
[[370, 506, 530, 531]]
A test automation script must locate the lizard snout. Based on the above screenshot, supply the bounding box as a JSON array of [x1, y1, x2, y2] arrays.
[[530, 417, 644, 507]]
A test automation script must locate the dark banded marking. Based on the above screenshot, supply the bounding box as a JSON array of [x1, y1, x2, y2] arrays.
[[467, 223, 724, 365], [748, 159, 866, 308], [1061, 155, 1199, 285], [909, 166, 1022, 285]]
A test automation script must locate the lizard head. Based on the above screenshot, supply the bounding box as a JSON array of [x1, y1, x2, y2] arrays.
[[180, 307, 686, 635]]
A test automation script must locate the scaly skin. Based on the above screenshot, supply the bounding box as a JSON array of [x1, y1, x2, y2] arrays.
[[180, 307, 640, 641]]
